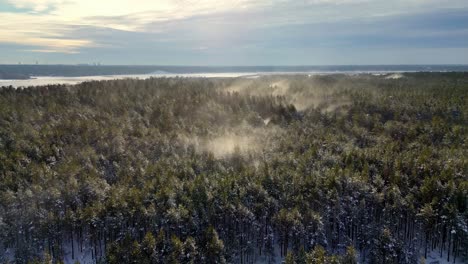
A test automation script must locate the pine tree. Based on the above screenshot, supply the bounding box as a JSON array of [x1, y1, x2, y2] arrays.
[[285, 251, 295, 264], [205, 226, 226, 264], [169, 235, 183, 264], [141, 232, 156, 264], [296, 246, 307, 264], [183, 237, 198, 264], [342, 245, 358, 264], [306, 246, 326, 264]]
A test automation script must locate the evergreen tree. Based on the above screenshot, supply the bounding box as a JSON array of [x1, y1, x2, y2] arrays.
[[205, 226, 225, 264]]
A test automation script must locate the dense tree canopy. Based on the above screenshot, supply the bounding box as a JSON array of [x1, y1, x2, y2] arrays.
[[0, 73, 466, 263]]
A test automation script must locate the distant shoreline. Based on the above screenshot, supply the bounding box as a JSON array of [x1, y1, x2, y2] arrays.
[[2, 71, 468, 88], [1, 64, 468, 80]]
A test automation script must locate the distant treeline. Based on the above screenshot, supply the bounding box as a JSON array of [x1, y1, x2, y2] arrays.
[[1, 64, 468, 79]]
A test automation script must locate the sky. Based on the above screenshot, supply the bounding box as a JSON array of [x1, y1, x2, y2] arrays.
[[0, 0, 468, 65]]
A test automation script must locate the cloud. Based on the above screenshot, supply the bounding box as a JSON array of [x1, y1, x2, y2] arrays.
[[0, 0, 272, 52], [0, 12, 95, 53], [22, 49, 80, 54], [0, 0, 467, 60]]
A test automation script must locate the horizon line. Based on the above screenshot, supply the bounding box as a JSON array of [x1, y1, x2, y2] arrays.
[[2, 64, 468, 67]]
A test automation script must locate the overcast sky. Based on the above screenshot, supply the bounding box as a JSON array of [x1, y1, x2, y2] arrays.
[[1, 0, 467, 65]]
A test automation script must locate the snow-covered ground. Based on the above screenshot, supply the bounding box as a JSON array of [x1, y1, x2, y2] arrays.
[[423, 250, 465, 264], [61, 238, 104, 264], [0, 246, 14, 262], [2, 244, 466, 263], [0, 237, 104, 264]]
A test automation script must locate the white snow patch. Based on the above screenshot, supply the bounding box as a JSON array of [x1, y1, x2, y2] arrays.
[[423, 250, 465, 264]]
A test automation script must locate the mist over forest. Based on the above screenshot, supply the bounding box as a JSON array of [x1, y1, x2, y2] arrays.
[[0, 73, 466, 263]]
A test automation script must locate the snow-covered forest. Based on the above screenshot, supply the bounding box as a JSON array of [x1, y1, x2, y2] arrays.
[[0, 73, 466, 263]]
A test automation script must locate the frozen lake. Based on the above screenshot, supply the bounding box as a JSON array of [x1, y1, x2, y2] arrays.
[[0, 72, 258, 88], [0, 71, 415, 88], [1, 64, 467, 88]]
